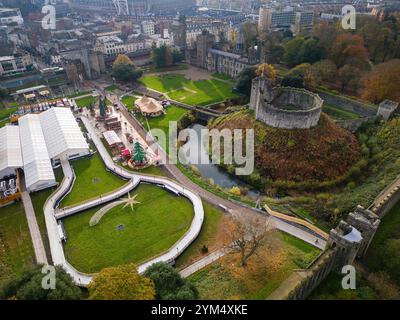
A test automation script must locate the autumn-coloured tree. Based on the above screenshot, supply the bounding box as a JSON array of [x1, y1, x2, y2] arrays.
[[311, 59, 337, 82], [111, 54, 142, 82], [338, 64, 364, 92], [88, 263, 155, 300], [256, 63, 277, 85], [330, 34, 369, 68], [220, 214, 270, 267], [361, 59, 400, 103]]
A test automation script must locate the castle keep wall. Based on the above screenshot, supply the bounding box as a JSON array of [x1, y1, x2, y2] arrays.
[[250, 77, 323, 129]]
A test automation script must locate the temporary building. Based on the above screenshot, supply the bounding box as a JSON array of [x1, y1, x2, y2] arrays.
[[103, 130, 122, 147], [18, 114, 56, 192], [39, 107, 89, 160], [0, 126, 23, 177]]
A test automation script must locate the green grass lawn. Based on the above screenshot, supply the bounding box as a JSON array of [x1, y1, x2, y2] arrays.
[[188, 231, 320, 299], [105, 85, 118, 92], [63, 183, 194, 273], [59, 153, 127, 208], [211, 72, 234, 82], [139, 74, 238, 106], [175, 202, 224, 269], [322, 103, 360, 120], [364, 201, 400, 276], [0, 106, 18, 120], [75, 96, 97, 108], [121, 95, 136, 110], [137, 105, 188, 151], [0, 202, 35, 287]]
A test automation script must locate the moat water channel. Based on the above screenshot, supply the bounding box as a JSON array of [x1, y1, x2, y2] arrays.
[[181, 123, 261, 200]]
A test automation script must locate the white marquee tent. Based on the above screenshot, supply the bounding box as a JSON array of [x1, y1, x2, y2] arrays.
[[18, 114, 56, 192], [0, 126, 23, 177], [0, 108, 89, 192], [40, 107, 89, 159]]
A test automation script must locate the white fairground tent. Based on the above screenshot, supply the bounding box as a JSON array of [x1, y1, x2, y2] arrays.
[[39, 107, 89, 160], [18, 114, 56, 192], [0, 126, 23, 177]]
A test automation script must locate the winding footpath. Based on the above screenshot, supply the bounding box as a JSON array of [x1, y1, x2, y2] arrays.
[[43, 115, 205, 286]]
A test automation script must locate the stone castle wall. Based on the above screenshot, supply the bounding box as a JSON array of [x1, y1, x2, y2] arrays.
[[250, 77, 323, 129], [269, 177, 400, 300]]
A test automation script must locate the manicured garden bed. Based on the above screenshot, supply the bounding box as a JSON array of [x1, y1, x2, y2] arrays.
[[63, 183, 194, 273]]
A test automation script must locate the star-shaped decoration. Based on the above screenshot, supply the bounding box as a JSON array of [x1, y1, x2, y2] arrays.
[[121, 193, 141, 212]]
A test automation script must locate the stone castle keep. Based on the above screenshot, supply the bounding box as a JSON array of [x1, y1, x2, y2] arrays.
[[249, 75, 323, 129]]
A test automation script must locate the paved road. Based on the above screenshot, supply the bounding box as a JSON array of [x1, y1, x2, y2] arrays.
[[21, 191, 48, 265], [110, 92, 327, 250]]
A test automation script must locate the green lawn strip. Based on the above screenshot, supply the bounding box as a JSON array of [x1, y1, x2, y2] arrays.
[[0, 119, 9, 128], [144, 63, 188, 73], [0, 106, 18, 120], [59, 153, 127, 208], [105, 85, 118, 92], [0, 202, 36, 287], [121, 95, 137, 110], [322, 103, 360, 120], [75, 96, 97, 108], [364, 201, 400, 272], [136, 105, 188, 152], [139, 74, 238, 106], [175, 202, 224, 269], [280, 232, 321, 269], [62, 183, 194, 273], [211, 72, 234, 82]]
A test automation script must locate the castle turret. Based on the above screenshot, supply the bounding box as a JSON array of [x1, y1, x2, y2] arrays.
[[328, 221, 362, 273], [346, 205, 380, 257]]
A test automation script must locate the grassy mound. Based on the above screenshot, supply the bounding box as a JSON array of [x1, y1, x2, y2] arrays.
[[209, 110, 361, 183]]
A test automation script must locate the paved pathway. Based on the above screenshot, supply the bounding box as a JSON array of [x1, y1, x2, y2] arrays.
[[21, 190, 48, 265], [179, 250, 226, 278]]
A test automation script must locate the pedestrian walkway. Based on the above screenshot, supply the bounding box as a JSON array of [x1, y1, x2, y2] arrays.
[[21, 191, 48, 265]]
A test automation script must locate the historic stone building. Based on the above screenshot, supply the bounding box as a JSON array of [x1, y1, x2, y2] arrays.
[[187, 29, 256, 79], [170, 13, 187, 50], [249, 74, 323, 129]]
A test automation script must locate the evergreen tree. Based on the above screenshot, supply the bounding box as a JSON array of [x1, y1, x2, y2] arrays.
[[132, 142, 146, 164]]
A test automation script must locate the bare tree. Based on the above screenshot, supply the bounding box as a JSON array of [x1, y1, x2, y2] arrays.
[[222, 214, 271, 267]]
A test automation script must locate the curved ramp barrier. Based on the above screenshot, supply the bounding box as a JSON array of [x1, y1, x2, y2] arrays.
[[264, 205, 329, 240], [43, 116, 205, 287]]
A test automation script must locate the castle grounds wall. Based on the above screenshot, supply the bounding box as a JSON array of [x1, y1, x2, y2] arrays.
[[317, 90, 378, 117]]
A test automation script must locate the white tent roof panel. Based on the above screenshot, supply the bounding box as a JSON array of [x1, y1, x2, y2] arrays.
[[103, 130, 122, 146], [39, 108, 89, 159], [18, 114, 55, 190], [0, 125, 23, 173]]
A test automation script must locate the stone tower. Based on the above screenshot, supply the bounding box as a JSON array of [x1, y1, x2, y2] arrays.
[[196, 29, 215, 70], [327, 221, 362, 273], [170, 13, 187, 50], [346, 205, 380, 257]]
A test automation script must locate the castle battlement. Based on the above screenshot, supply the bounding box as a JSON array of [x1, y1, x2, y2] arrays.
[[249, 76, 323, 129]]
